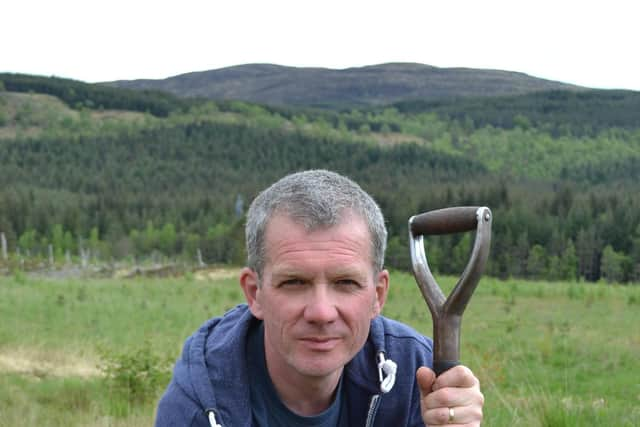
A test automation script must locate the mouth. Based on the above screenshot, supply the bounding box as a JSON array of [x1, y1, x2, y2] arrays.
[[299, 336, 341, 351]]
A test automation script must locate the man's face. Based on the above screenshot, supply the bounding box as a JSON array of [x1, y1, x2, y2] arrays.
[[241, 213, 389, 384]]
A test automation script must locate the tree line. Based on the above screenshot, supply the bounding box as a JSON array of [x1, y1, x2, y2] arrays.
[[393, 89, 640, 137], [0, 76, 639, 283], [0, 73, 193, 117]]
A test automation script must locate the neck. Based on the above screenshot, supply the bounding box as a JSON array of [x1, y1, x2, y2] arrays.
[[274, 370, 342, 416], [265, 350, 342, 416]]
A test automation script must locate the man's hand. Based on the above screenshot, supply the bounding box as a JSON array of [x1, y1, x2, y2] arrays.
[[417, 365, 484, 426]]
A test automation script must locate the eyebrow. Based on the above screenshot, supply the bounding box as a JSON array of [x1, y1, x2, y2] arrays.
[[270, 266, 368, 280], [330, 267, 368, 278]]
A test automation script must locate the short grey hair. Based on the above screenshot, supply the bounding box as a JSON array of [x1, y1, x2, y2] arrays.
[[245, 170, 387, 275]]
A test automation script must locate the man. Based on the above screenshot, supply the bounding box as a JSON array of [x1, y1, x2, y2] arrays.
[[155, 170, 484, 426]]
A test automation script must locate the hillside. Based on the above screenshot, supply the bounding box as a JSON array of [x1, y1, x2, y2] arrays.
[[0, 74, 639, 283], [0, 72, 191, 117], [392, 89, 640, 136], [105, 63, 583, 109]]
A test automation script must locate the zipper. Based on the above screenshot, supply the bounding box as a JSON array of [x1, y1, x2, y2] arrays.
[[365, 394, 381, 427]]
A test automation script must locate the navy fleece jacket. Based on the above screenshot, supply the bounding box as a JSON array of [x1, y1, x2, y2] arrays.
[[155, 304, 433, 427]]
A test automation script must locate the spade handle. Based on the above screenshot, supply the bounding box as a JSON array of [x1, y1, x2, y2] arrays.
[[409, 206, 492, 375]]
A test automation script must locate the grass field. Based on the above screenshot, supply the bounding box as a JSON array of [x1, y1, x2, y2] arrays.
[[1, 270, 639, 426]]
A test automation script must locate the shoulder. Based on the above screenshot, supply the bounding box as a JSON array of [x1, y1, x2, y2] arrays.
[[156, 304, 255, 427], [198, 303, 251, 334], [346, 315, 433, 389], [175, 304, 252, 364], [375, 317, 432, 425], [344, 316, 432, 425], [154, 379, 206, 426], [373, 315, 434, 381], [377, 315, 433, 355]]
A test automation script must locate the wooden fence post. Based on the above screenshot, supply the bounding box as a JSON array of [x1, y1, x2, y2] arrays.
[[197, 248, 206, 267], [80, 247, 89, 268], [1, 232, 7, 261]]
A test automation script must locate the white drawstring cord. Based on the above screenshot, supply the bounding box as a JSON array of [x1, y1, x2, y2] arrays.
[[208, 410, 222, 427], [377, 352, 397, 393]]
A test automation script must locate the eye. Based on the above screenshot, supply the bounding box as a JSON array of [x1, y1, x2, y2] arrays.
[[280, 278, 305, 287], [335, 278, 362, 288]]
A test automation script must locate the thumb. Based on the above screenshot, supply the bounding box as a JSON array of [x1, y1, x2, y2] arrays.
[[416, 366, 436, 399]]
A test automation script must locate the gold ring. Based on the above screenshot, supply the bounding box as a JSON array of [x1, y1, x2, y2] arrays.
[[448, 407, 455, 422]]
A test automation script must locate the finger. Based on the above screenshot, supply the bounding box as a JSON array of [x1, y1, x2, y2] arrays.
[[416, 366, 436, 397], [422, 371, 484, 411], [424, 384, 484, 410], [417, 366, 437, 421], [422, 405, 482, 426], [432, 365, 479, 391]]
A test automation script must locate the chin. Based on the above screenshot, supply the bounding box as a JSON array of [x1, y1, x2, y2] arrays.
[[292, 354, 349, 378]]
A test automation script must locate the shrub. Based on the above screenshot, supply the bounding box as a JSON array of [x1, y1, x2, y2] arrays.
[[99, 341, 172, 416]]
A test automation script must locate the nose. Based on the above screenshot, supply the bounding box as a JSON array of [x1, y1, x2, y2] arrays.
[[303, 285, 338, 324]]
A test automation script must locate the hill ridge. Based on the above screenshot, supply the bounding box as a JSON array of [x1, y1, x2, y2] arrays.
[[106, 62, 584, 108]]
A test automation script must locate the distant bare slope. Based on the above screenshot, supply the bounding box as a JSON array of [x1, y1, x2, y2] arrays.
[[106, 63, 583, 108]]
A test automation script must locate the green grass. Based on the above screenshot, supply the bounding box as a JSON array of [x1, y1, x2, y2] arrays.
[[384, 274, 640, 426], [1, 272, 639, 426]]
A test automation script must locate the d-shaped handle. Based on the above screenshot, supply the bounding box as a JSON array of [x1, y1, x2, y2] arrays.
[[409, 206, 492, 375]]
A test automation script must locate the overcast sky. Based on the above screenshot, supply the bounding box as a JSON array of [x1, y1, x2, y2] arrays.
[[3, 0, 639, 90]]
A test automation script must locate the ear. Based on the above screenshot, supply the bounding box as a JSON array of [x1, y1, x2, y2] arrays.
[[240, 267, 264, 319], [372, 269, 390, 317]]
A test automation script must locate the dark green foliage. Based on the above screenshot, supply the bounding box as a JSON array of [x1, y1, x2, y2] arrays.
[[99, 342, 171, 416], [0, 118, 486, 268], [560, 155, 640, 183], [0, 73, 195, 117], [0, 76, 639, 283], [394, 90, 640, 137]]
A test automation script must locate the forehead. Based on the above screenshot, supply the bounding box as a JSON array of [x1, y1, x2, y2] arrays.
[[263, 213, 373, 265]]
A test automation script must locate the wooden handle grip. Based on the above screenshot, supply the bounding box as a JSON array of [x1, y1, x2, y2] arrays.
[[410, 206, 480, 236]]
